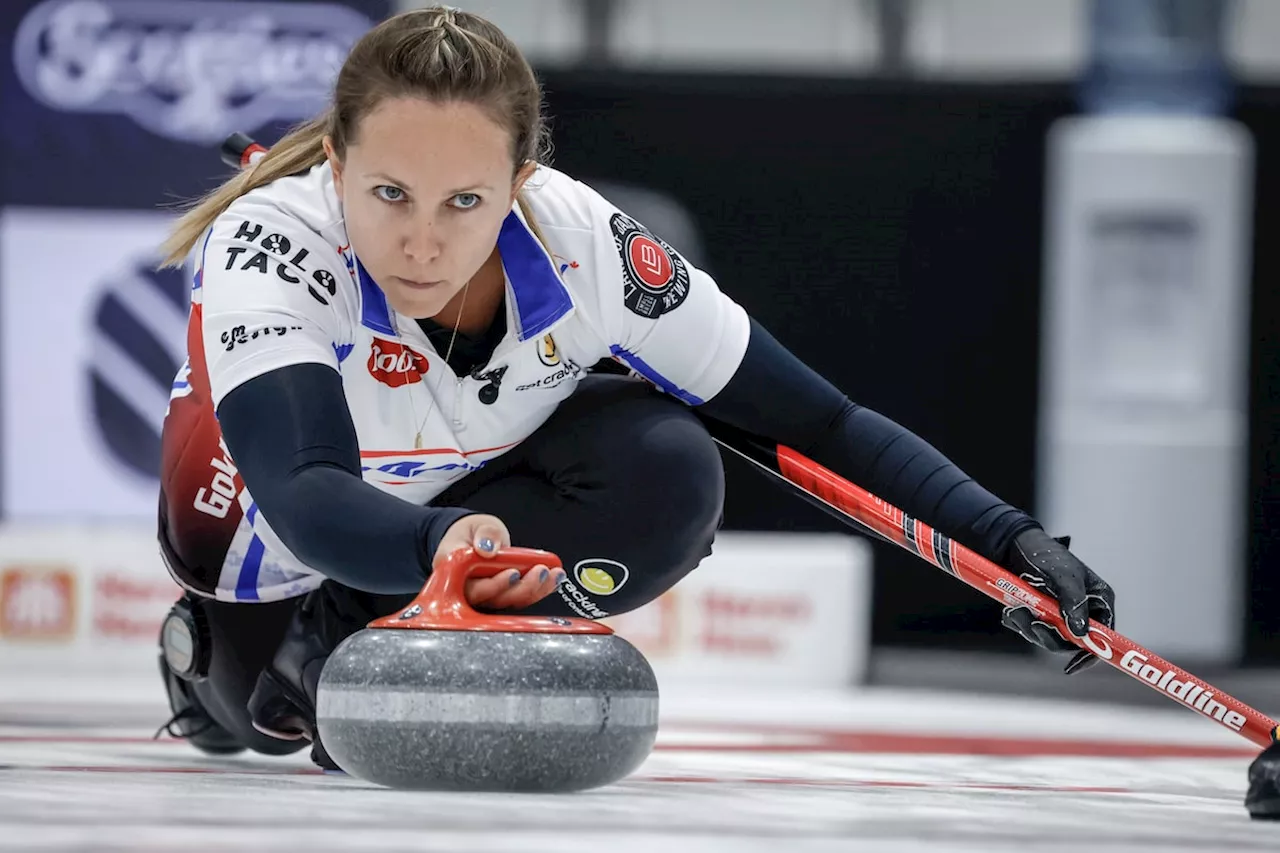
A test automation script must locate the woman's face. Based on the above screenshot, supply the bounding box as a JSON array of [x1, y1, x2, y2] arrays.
[[327, 96, 533, 319]]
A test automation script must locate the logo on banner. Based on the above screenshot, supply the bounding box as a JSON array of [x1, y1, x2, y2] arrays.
[[13, 0, 372, 144], [90, 253, 190, 479], [0, 566, 77, 641], [609, 214, 690, 319], [368, 339, 429, 388], [93, 572, 182, 640]]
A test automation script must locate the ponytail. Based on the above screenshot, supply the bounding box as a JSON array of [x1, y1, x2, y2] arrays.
[[158, 115, 331, 268], [515, 192, 553, 255]]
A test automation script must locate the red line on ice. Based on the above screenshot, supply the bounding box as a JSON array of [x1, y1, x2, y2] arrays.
[[0, 765, 1133, 792], [0, 724, 1256, 758]]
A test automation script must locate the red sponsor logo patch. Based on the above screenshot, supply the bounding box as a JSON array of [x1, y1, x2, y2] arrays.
[[627, 234, 674, 289], [368, 339, 430, 388], [610, 214, 691, 318]]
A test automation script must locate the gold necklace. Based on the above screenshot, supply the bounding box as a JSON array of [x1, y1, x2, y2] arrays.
[[407, 281, 469, 450]]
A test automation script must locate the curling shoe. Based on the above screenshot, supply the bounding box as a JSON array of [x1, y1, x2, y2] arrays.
[[154, 596, 243, 755], [1246, 737, 1280, 819], [155, 654, 244, 755], [247, 582, 407, 770]]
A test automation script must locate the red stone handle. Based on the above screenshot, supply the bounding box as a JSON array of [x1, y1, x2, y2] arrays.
[[368, 546, 612, 635]]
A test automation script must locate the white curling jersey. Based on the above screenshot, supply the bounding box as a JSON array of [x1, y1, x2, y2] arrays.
[[163, 162, 750, 602]]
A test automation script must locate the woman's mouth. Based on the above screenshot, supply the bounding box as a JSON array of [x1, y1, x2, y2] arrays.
[[394, 276, 445, 290]]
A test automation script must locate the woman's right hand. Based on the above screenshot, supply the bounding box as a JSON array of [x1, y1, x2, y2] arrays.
[[434, 513, 565, 610]]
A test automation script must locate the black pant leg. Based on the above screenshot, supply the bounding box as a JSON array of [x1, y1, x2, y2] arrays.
[[433, 375, 725, 619], [187, 596, 308, 756]]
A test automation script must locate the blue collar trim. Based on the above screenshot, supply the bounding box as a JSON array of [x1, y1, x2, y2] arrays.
[[354, 209, 572, 339], [356, 258, 395, 335], [497, 209, 573, 341]]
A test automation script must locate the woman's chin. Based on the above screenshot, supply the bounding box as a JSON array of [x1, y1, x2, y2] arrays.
[[385, 287, 451, 321]]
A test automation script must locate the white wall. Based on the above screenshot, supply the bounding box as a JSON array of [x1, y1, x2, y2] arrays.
[[906, 0, 1086, 79], [405, 0, 1280, 82]]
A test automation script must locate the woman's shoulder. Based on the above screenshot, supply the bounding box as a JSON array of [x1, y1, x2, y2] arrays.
[[518, 164, 615, 235], [213, 161, 348, 251], [199, 162, 358, 325]]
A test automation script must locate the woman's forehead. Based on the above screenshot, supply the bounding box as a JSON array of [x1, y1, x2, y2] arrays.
[[352, 98, 511, 159], [344, 99, 514, 191]]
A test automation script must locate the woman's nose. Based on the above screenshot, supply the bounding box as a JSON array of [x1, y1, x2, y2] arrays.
[[403, 219, 442, 265]]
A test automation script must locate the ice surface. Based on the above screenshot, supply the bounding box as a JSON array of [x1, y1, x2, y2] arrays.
[[0, 674, 1275, 852]]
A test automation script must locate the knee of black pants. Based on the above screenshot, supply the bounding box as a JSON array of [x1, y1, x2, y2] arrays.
[[615, 396, 725, 571], [468, 378, 726, 619]]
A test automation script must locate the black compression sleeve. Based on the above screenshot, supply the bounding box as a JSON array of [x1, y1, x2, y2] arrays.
[[697, 318, 1039, 563], [215, 362, 475, 594]]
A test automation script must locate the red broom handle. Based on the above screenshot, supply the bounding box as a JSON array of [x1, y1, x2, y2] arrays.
[[704, 418, 1276, 749]]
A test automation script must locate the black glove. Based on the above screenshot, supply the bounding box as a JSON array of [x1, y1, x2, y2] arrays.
[[1000, 528, 1116, 675]]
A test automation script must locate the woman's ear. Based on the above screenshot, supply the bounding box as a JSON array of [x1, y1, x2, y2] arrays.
[[323, 136, 344, 195]]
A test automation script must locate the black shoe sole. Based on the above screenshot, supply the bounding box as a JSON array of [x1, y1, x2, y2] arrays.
[[1247, 792, 1280, 820], [188, 737, 248, 756], [248, 668, 343, 772], [248, 669, 314, 741]]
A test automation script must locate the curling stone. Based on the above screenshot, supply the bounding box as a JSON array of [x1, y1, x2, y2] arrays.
[[315, 547, 659, 792]]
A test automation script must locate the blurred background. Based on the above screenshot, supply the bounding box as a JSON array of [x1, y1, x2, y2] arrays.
[[0, 0, 1277, 709]]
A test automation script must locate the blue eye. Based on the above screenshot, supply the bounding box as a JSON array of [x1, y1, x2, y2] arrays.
[[374, 185, 405, 203], [450, 193, 481, 210]]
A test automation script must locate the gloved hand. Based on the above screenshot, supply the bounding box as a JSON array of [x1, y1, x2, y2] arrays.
[[1000, 527, 1116, 674]]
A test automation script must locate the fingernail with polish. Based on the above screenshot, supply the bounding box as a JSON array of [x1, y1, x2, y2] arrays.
[[508, 571, 521, 586], [478, 538, 495, 553], [553, 570, 566, 585], [539, 568, 550, 583]]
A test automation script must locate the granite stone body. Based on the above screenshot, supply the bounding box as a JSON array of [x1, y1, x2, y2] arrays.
[[316, 628, 659, 791]]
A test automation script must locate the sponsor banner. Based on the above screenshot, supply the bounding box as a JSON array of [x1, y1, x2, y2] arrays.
[[0, 207, 187, 518], [0, 525, 870, 686], [0, 523, 181, 672], [11, 0, 369, 146], [1, 0, 391, 209], [605, 532, 873, 688]]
